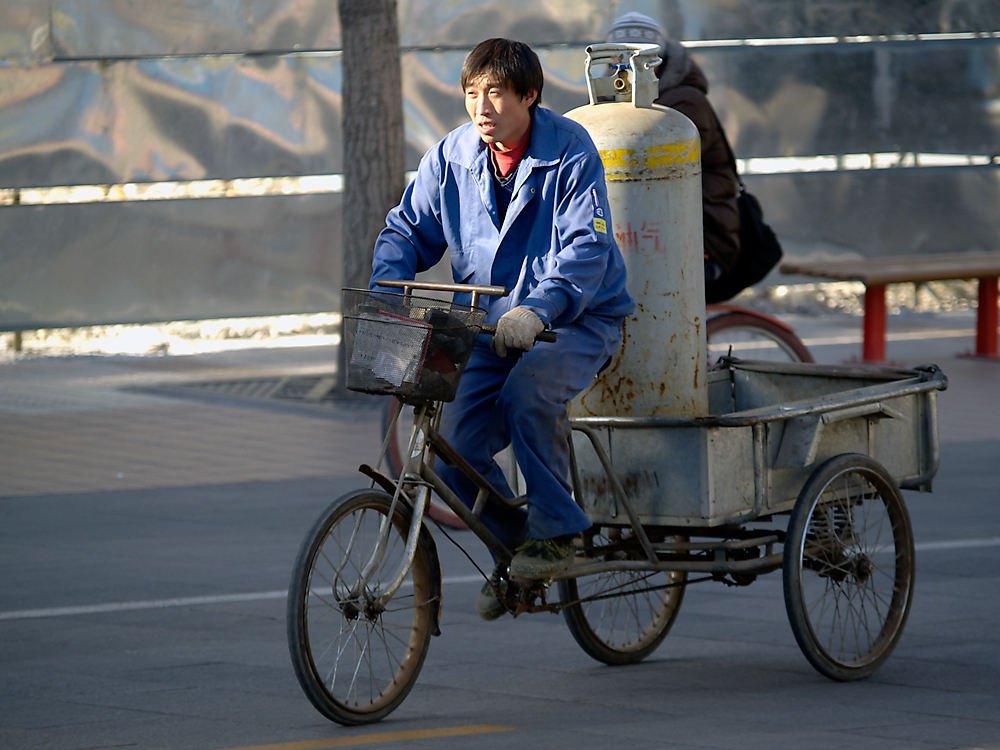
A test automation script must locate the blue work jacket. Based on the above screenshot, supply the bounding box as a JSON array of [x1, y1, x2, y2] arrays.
[[370, 107, 635, 328]]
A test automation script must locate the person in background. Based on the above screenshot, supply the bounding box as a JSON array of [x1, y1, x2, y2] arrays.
[[370, 38, 634, 619], [606, 12, 741, 290]]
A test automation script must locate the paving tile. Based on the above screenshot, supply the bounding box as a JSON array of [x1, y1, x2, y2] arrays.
[[0, 403, 380, 497]]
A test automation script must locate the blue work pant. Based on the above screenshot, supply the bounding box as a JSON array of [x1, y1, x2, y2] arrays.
[[437, 314, 622, 551]]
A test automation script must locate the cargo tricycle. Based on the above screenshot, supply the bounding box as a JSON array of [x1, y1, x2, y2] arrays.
[[286, 280, 947, 725]]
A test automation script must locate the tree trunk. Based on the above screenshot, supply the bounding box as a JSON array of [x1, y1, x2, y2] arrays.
[[338, 0, 404, 290], [337, 0, 404, 388]]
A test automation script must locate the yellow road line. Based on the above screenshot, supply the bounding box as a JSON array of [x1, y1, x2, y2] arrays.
[[220, 724, 516, 750]]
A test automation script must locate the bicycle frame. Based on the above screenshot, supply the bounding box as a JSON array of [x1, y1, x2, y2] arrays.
[[355, 279, 513, 607], [373, 399, 517, 567], [364, 393, 789, 602]]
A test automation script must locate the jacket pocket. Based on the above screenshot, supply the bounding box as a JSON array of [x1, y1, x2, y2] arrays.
[[450, 248, 477, 285]]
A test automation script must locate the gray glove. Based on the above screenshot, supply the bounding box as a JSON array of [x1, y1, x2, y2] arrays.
[[492, 306, 545, 357]]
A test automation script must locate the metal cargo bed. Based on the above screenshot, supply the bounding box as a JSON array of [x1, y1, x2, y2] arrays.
[[569, 360, 948, 527]]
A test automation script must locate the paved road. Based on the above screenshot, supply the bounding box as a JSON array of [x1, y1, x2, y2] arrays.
[[1, 310, 998, 750]]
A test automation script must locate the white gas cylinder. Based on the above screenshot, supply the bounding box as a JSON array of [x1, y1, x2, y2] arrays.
[[566, 43, 707, 418]]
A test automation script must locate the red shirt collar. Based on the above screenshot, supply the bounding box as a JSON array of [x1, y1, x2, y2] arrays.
[[489, 125, 531, 179]]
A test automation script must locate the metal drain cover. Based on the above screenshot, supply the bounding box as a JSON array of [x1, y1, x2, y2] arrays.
[[177, 374, 341, 405]]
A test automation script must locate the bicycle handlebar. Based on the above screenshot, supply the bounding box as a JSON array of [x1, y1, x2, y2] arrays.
[[373, 279, 556, 343], [374, 279, 509, 310], [480, 324, 558, 343]]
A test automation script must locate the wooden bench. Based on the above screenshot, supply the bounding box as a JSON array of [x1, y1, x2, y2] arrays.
[[779, 251, 1000, 363]]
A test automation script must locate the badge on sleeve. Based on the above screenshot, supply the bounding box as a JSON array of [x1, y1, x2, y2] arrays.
[[591, 189, 607, 233]]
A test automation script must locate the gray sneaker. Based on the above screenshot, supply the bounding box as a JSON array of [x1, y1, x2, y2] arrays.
[[509, 536, 575, 579], [476, 573, 515, 621]]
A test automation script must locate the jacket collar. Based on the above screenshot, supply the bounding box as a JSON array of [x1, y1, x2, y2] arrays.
[[452, 107, 562, 174]]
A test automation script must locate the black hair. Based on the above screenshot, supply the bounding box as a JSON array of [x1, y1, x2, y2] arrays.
[[461, 38, 543, 115]]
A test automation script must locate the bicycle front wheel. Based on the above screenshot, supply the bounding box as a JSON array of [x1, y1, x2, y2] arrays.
[[558, 527, 686, 665], [287, 489, 441, 725]]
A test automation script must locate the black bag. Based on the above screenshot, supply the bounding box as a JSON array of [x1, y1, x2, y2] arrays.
[[705, 189, 783, 303], [704, 114, 783, 304]]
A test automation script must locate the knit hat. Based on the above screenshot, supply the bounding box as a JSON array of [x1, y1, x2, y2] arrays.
[[605, 12, 667, 57]]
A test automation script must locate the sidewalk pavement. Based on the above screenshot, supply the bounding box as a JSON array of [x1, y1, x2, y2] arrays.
[[0, 344, 382, 498], [1, 308, 996, 499]]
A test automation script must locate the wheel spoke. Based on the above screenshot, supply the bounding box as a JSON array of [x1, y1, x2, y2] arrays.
[[327, 617, 361, 696]]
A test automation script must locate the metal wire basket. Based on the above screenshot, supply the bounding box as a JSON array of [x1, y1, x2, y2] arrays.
[[342, 288, 486, 401]]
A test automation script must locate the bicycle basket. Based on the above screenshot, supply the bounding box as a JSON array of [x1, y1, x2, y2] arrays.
[[342, 288, 486, 401]]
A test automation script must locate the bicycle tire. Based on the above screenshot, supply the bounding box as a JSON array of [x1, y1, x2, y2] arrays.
[[558, 528, 686, 665], [287, 489, 441, 725], [783, 454, 915, 681], [706, 310, 813, 363]]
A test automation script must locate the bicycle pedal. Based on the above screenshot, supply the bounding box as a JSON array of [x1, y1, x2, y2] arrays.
[[508, 579, 549, 616]]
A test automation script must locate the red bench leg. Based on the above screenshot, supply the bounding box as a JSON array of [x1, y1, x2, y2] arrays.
[[862, 284, 887, 363], [975, 276, 998, 358]]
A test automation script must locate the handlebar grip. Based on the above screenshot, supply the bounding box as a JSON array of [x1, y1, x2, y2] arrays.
[[479, 324, 557, 343]]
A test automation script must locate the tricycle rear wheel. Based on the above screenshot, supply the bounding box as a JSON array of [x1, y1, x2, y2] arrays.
[[783, 454, 915, 681], [559, 527, 686, 665]]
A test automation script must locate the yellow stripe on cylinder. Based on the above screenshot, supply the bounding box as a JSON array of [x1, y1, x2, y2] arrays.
[[599, 140, 701, 181]]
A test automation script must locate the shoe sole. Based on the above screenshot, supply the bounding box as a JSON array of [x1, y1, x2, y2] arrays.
[[476, 598, 508, 621], [476, 583, 509, 621], [509, 555, 573, 580]]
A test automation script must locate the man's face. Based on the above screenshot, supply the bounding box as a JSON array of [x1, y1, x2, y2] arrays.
[[464, 75, 536, 151]]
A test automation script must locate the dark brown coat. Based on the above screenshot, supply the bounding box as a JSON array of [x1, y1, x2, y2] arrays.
[[655, 47, 741, 272]]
